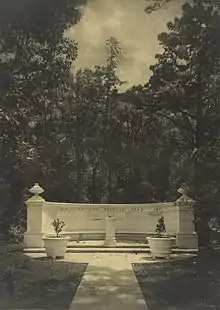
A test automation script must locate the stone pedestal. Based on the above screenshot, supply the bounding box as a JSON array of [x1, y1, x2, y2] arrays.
[[176, 232, 198, 249], [23, 232, 45, 248], [175, 186, 198, 249], [104, 216, 117, 247], [23, 183, 45, 248]]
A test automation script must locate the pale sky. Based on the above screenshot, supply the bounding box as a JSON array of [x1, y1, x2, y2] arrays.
[[67, 0, 184, 89]]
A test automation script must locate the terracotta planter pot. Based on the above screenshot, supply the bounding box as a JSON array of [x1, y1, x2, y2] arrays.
[[42, 235, 70, 259], [147, 236, 175, 259]]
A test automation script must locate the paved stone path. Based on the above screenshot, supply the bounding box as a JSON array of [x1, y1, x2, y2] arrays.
[[69, 253, 149, 310], [25, 252, 194, 310]]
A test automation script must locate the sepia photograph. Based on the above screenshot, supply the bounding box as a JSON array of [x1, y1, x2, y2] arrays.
[[0, 0, 220, 309]]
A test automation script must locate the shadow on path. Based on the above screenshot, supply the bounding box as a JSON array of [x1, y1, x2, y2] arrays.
[[70, 254, 149, 309]]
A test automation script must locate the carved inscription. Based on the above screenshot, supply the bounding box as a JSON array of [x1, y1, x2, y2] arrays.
[[52, 204, 171, 215], [148, 206, 163, 216], [58, 206, 145, 213], [104, 207, 144, 213]]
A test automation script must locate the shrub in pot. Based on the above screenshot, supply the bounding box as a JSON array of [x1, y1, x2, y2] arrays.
[[147, 216, 175, 259], [42, 219, 70, 259]]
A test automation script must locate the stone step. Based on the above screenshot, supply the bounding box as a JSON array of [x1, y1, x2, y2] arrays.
[[68, 241, 150, 248], [67, 240, 178, 248], [23, 247, 198, 254], [69, 247, 150, 253], [68, 247, 197, 254]]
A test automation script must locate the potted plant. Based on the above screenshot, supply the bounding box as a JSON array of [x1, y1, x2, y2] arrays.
[[42, 219, 70, 259], [147, 216, 175, 259]]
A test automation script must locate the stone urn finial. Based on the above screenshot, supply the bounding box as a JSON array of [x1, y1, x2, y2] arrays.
[[29, 183, 44, 196], [27, 183, 45, 203], [175, 185, 195, 209]]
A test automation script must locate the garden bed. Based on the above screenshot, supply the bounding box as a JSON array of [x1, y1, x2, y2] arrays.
[[133, 248, 220, 310], [0, 246, 87, 309]]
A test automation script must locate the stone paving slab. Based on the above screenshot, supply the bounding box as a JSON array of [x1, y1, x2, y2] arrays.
[[69, 285, 149, 310], [24, 252, 196, 264], [24, 252, 96, 263], [80, 265, 138, 287], [69, 254, 149, 310], [127, 252, 197, 263]]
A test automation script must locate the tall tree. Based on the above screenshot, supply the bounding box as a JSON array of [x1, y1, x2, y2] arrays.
[[71, 41, 125, 203], [0, 0, 85, 235], [102, 37, 125, 202], [148, 0, 220, 242], [145, 0, 220, 13]]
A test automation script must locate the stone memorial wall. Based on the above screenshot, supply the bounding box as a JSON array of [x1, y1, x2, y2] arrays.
[[23, 183, 198, 249]]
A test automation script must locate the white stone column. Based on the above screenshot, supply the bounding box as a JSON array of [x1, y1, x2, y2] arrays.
[[175, 186, 198, 249], [23, 183, 45, 248], [104, 216, 117, 246]]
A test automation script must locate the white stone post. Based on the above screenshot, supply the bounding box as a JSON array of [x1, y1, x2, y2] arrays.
[[104, 216, 117, 246], [23, 183, 45, 248], [175, 186, 198, 249]]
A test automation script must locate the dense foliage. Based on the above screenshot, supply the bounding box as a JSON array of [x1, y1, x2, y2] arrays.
[[145, 0, 220, 13], [148, 0, 220, 243], [0, 0, 219, 245]]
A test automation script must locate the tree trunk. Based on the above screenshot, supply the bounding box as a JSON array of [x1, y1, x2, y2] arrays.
[[107, 164, 112, 203], [75, 115, 84, 202], [91, 163, 98, 203], [193, 72, 211, 246]]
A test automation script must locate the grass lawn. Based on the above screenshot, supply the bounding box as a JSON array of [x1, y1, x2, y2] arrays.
[[133, 248, 220, 310], [0, 246, 87, 309]]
